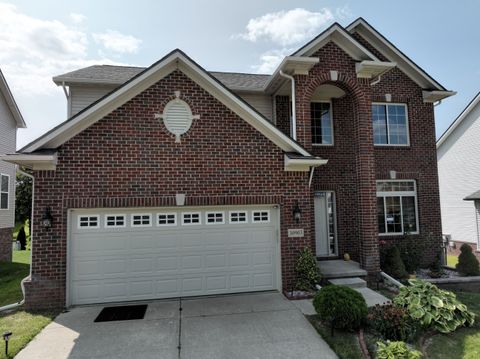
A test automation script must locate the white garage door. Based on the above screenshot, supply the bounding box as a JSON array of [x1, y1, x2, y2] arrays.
[[69, 206, 279, 305]]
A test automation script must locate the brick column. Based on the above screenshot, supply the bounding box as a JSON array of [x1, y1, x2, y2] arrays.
[[354, 91, 380, 275]]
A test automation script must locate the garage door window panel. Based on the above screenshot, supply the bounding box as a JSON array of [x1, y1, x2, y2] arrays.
[[182, 212, 201, 225], [206, 212, 225, 225], [229, 211, 248, 224], [105, 215, 126, 228], [78, 215, 100, 229], [157, 213, 177, 226], [252, 210, 270, 223], [132, 214, 152, 227]]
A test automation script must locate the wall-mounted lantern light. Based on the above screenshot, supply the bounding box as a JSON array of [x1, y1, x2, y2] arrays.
[[293, 201, 302, 223], [41, 208, 53, 229]]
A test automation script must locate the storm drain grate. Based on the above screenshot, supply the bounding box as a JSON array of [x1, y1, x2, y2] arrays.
[[94, 304, 148, 323]]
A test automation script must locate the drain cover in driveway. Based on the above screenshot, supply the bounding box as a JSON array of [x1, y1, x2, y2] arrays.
[[94, 304, 148, 322]]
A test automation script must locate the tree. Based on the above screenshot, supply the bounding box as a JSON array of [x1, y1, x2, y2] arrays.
[[15, 173, 33, 233]]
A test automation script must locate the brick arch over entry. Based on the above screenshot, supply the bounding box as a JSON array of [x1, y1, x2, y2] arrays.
[[294, 70, 380, 275]]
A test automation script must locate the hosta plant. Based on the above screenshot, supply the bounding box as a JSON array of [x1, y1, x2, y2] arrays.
[[376, 341, 422, 359], [394, 279, 475, 333]]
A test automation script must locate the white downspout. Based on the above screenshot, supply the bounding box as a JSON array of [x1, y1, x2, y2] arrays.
[[279, 70, 296, 141], [0, 168, 34, 312]]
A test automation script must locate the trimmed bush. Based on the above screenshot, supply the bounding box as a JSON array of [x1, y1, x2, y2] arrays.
[[313, 285, 368, 330], [294, 247, 320, 291], [376, 341, 422, 359], [382, 246, 408, 280], [367, 303, 419, 342], [456, 244, 480, 276], [394, 279, 475, 333]]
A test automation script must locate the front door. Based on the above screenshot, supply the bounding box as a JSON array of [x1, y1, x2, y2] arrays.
[[314, 192, 337, 257]]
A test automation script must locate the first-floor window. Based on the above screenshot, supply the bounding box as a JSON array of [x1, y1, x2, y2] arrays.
[[0, 174, 9, 209], [376, 180, 418, 235]]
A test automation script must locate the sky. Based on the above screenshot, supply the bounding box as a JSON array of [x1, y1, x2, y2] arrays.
[[1, 0, 479, 149]]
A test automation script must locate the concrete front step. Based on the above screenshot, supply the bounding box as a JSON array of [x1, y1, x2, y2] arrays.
[[328, 277, 367, 288], [317, 260, 367, 279], [354, 287, 390, 307]]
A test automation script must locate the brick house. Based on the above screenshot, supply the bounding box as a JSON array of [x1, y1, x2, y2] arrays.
[[3, 18, 454, 309], [0, 69, 26, 262]]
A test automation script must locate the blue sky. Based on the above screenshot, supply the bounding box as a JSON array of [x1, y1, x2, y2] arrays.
[[1, 0, 479, 148]]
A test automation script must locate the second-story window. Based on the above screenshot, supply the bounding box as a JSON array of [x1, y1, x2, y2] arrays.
[[372, 103, 409, 145], [311, 102, 333, 145]]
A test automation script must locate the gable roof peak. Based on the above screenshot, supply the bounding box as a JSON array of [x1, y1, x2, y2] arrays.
[[0, 69, 26, 128]]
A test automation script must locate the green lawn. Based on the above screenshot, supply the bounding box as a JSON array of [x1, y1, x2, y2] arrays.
[[425, 291, 480, 359], [0, 250, 59, 359], [447, 254, 459, 267]]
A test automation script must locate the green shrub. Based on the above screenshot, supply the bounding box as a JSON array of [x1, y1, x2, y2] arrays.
[[294, 247, 320, 291], [313, 285, 368, 330], [456, 244, 480, 276], [399, 232, 428, 274], [394, 279, 475, 333], [382, 246, 408, 280], [367, 303, 420, 342], [376, 341, 422, 359]]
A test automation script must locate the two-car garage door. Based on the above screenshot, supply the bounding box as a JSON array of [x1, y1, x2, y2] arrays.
[[69, 206, 279, 305]]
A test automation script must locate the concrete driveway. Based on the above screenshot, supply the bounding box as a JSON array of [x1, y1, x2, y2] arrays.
[[15, 292, 337, 359]]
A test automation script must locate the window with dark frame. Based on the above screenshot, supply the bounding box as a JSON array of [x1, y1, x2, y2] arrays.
[[311, 102, 333, 145]]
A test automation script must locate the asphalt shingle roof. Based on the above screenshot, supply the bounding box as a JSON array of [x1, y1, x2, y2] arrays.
[[53, 65, 270, 92]]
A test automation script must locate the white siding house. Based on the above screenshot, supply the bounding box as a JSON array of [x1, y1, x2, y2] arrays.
[[437, 93, 480, 249], [0, 70, 26, 261]]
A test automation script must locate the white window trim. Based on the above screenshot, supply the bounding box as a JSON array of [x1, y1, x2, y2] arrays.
[[229, 211, 248, 224], [311, 101, 334, 146], [205, 211, 225, 225], [252, 210, 271, 223], [104, 214, 127, 228], [372, 102, 410, 147], [0, 173, 9, 210], [376, 180, 419, 236], [131, 213, 153, 227], [77, 214, 100, 229], [157, 212, 177, 227], [181, 212, 202, 225]]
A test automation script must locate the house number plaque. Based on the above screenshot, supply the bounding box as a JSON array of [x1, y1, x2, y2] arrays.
[[288, 229, 304, 238]]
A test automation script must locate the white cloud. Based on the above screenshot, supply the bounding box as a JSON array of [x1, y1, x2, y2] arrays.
[[69, 13, 86, 24], [252, 48, 293, 74], [0, 3, 131, 97], [93, 30, 141, 54], [237, 8, 334, 46]]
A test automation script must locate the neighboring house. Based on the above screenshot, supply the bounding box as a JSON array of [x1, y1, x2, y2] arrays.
[[0, 70, 26, 262], [437, 93, 480, 257], [2, 18, 454, 309]]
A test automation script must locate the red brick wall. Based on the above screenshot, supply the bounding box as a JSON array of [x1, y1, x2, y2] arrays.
[[0, 227, 12, 262], [293, 40, 442, 269], [26, 70, 313, 309]]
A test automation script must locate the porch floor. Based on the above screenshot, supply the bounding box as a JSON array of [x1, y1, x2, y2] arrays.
[[317, 260, 367, 279]]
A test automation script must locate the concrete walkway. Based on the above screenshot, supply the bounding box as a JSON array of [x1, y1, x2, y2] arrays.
[[15, 292, 337, 359]]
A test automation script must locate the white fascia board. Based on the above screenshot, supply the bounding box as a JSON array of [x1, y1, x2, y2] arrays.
[[422, 90, 457, 103], [1, 154, 57, 170], [264, 57, 319, 93], [22, 56, 178, 152], [52, 77, 124, 86], [292, 24, 379, 61], [437, 92, 480, 148], [284, 154, 328, 172], [355, 60, 396, 79], [347, 19, 447, 91], [178, 57, 312, 156], [0, 71, 26, 128], [23, 50, 312, 157]]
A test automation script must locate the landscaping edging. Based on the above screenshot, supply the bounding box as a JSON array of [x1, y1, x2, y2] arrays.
[[425, 276, 480, 292]]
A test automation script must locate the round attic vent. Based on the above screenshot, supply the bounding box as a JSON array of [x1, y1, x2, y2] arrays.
[[156, 92, 199, 142]]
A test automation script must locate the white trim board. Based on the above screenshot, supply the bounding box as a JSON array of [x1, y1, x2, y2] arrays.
[[19, 50, 313, 159]]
